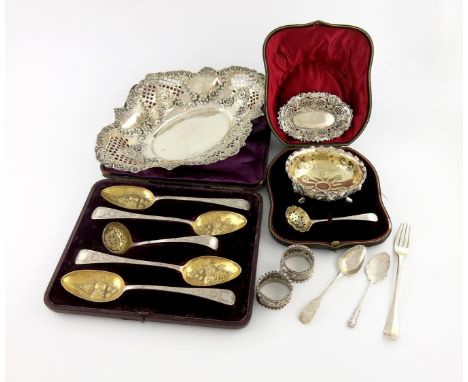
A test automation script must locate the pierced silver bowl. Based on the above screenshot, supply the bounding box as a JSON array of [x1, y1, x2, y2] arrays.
[[285, 146, 367, 201], [95, 66, 264, 172], [278, 92, 353, 142]]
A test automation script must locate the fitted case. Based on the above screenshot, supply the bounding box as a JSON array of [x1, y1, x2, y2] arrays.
[[263, 21, 391, 249], [44, 84, 270, 328]]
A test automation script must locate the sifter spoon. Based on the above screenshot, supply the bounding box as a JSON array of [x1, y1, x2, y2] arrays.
[[102, 222, 218, 253], [286, 205, 378, 232]]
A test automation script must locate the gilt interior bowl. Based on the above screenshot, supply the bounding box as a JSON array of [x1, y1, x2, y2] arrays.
[[285, 146, 367, 201], [278, 92, 353, 142]]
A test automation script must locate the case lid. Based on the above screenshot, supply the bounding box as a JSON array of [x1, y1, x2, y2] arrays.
[[263, 21, 373, 146]]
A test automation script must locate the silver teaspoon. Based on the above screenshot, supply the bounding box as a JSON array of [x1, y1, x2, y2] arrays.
[[347, 252, 390, 328], [299, 245, 366, 324]]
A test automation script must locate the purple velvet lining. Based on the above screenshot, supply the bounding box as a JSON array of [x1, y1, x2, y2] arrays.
[[101, 115, 271, 188], [44, 179, 263, 328]]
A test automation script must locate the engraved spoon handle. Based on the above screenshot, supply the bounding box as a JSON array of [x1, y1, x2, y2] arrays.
[[333, 213, 378, 222], [347, 281, 371, 328], [313, 213, 379, 224], [155, 196, 250, 211], [133, 235, 218, 250], [299, 272, 343, 324], [75, 250, 182, 272], [92, 207, 191, 225], [124, 284, 235, 305]]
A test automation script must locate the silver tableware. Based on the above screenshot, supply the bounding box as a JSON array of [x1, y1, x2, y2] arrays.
[[383, 223, 411, 340], [91, 207, 247, 236], [347, 252, 390, 328], [256, 271, 293, 310], [280, 244, 315, 282], [75, 250, 241, 287], [101, 185, 250, 210], [285, 205, 378, 232], [278, 92, 353, 142], [61, 269, 235, 305], [285, 146, 367, 202], [299, 245, 366, 324], [95, 66, 265, 172], [101, 222, 218, 254]]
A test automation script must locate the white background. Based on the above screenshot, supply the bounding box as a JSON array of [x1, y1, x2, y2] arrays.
[[5, 1, 463, 381]]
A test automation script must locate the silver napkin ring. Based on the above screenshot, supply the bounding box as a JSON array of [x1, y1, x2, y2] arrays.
[[256, 271, 293, 310], [280, 244, 315, 282]]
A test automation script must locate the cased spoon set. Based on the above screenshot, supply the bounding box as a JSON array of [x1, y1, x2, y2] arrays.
[[60, 185, 250, 305]]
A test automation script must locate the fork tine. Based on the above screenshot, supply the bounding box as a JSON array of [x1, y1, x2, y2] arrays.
[[403, 224, 411, 248], [394, 223, 404, 248], [398, 224, 405, 247], [401, 223, 409, 248]]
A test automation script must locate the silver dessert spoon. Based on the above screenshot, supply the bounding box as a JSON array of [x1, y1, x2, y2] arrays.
[[347, 252, 390, 328], [299, 245, 366, 324]]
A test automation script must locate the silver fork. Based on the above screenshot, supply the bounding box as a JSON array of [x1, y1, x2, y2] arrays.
[[383, 223, 411, 340]]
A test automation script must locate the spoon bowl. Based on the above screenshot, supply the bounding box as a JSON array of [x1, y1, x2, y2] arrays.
[[366, 252, 391, 283], [339, 244, 366, 275], [102, 185, 155, 210], [181, 256, 242, 286], [192, 211, 247, 236], [62, 269, 125, 302], [285, 206, 312, 232], [103, 222, 133, 254]]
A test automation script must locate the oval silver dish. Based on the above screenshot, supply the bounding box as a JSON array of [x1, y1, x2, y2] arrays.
[[285, 146, 366, 201], [278, 92, 353, 142], [95, 66, 264, 172]]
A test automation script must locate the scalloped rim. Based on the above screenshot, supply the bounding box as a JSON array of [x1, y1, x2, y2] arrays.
[[285, 146, 367, 201], [278, 92, 353, 142], [95, 66, 265, 172]]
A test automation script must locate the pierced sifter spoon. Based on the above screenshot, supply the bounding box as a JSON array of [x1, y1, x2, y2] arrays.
[[286, 205, 378, 232], [102, 222, 219, 253]]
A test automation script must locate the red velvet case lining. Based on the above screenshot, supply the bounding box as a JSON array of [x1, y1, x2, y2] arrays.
[[264, 21, 373, 145]]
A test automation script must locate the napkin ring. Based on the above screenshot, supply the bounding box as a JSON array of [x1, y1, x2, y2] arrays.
[[280, 244, 315, 282], [256, 271, 293, 310]]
